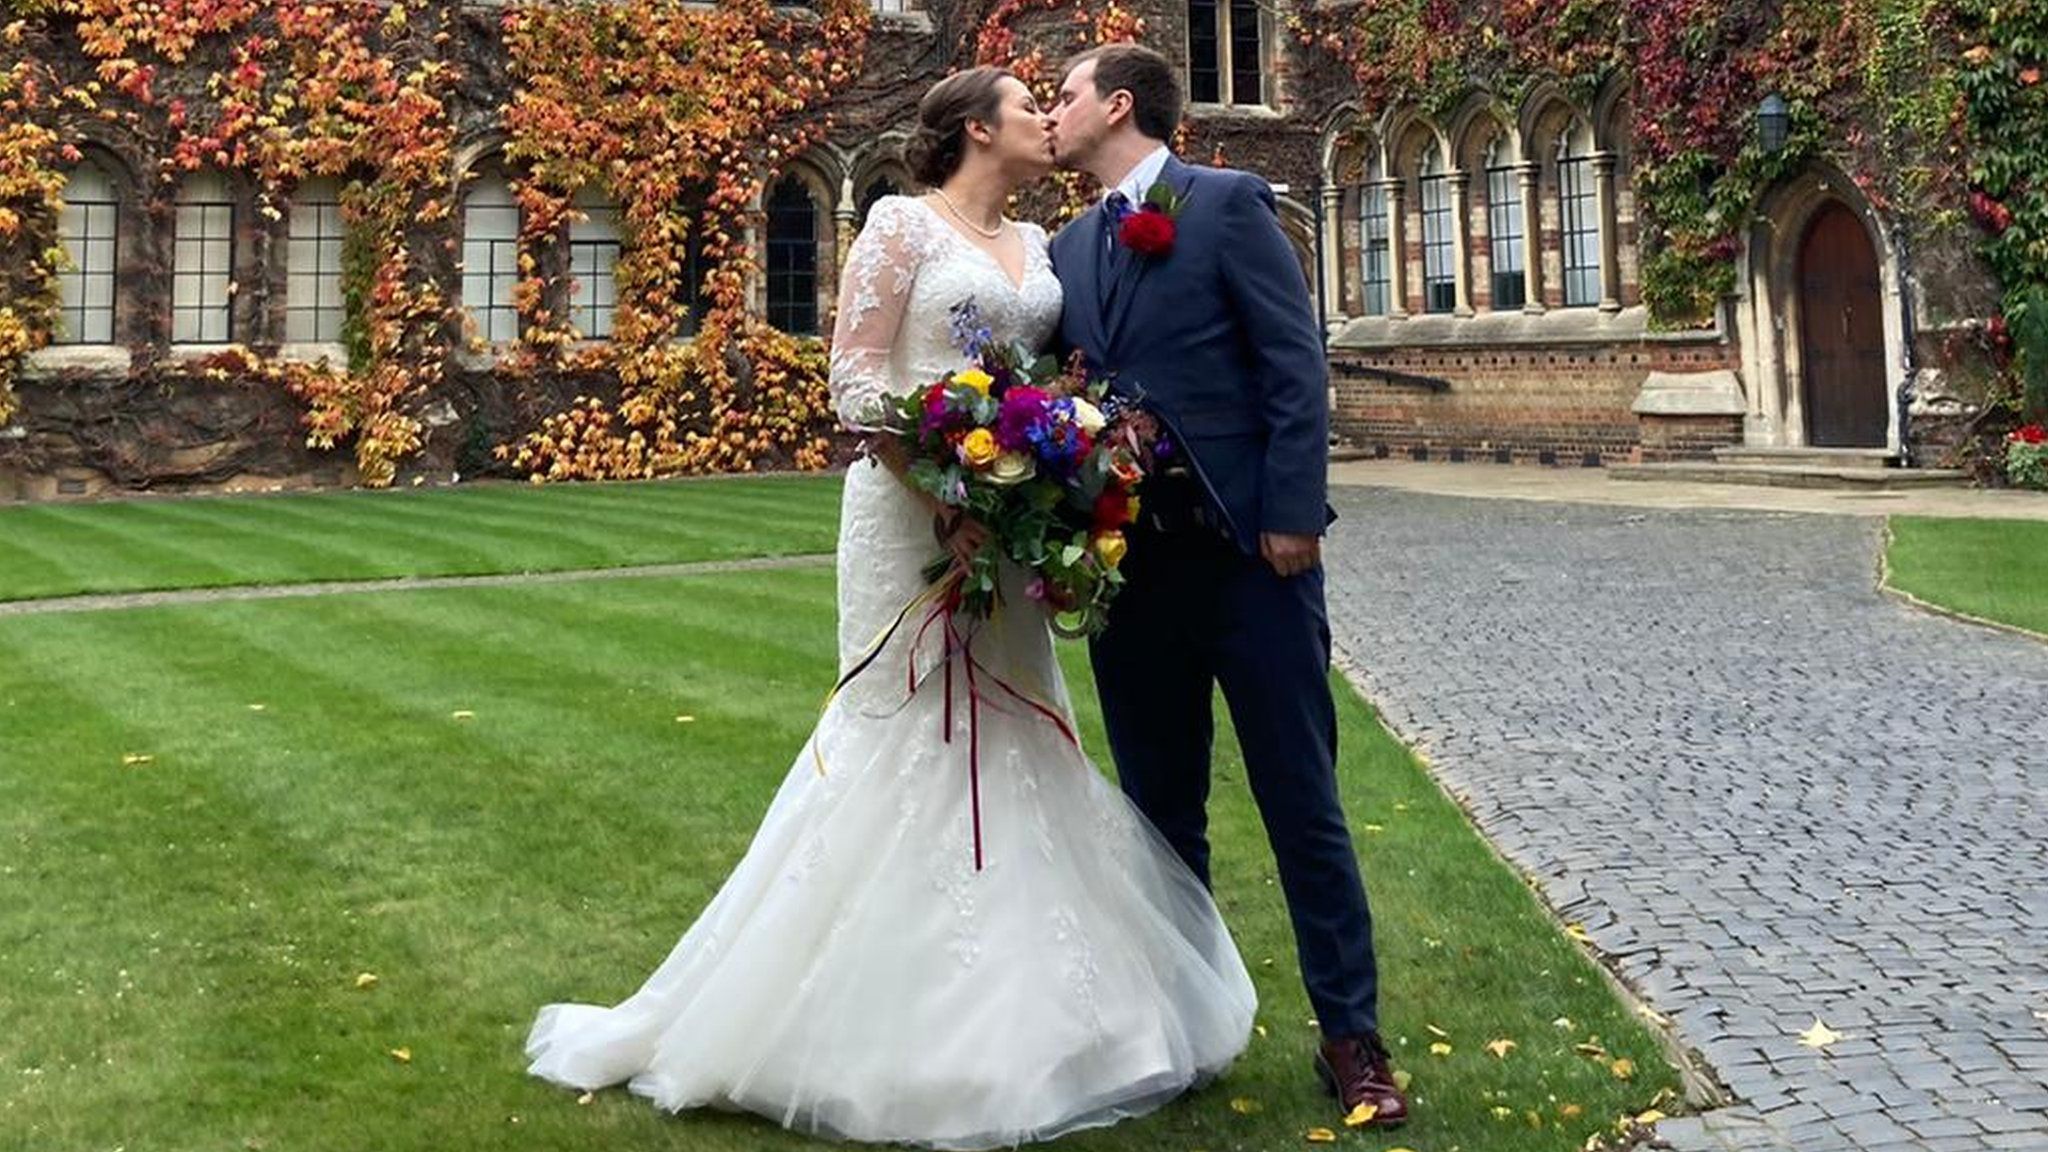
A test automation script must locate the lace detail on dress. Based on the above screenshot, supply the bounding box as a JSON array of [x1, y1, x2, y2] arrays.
[[828, 197, 1061, 435]]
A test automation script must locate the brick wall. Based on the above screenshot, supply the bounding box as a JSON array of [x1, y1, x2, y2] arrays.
[[1329, 336, 1738, 464]]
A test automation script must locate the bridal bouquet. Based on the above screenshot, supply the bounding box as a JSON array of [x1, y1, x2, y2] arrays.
[[873, 299, 1172, 637]]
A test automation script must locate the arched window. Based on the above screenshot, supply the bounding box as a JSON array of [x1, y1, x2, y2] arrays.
[[1557, 123, 1601, 308], [567, 187, 621, 340], [1188, 0, 1265, 106], [173, 170, 235, 343], [55, 159, 117, 345], [1484, 135, 1526, 311], [1356, 152, 1391, 317], [461, 168, 520, 343], [766, 177, 819, 336], [1418, 143, 1455, 315], [286, 178, 346, 343], [857, 175, 899, 228]]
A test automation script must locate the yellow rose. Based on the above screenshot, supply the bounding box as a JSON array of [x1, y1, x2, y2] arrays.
[[1093, 531, 1128, 568], [958, 428, 1000, 468], [1070, 397, 1107, 433], [988, 451, 1037, 486], [952, 368, 994, 395]]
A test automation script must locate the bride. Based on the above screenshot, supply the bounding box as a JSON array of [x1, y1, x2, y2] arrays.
[[526, 67, 1256, 1150]]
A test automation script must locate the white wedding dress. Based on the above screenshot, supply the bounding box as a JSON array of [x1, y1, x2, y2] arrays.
[[526, 196, 1256, 1149]]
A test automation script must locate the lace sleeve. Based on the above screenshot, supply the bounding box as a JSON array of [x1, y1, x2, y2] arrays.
[[829, 196, 927, 432]]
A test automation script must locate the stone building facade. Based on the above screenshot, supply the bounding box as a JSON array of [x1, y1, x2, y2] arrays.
[[5, 0, 1998, 498]]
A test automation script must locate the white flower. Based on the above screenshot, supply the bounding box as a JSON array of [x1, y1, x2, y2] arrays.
[[987, 451, 1036, 486], [1070, 397, 1107, 434]]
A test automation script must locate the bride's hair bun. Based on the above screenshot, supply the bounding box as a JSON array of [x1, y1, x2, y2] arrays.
[[904, 67, 1011, 189]]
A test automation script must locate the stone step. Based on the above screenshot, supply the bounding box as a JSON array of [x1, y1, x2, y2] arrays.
[[1712, 446, 1894, 470], [1608, 462, 1970, 490]]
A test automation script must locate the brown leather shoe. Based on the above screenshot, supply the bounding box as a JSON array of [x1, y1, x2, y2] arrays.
[[1314, 1033, 1409, 1129]]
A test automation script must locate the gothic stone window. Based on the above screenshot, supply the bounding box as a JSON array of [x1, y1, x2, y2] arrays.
[[1558, 123, 1601, 308], [286, 178, 346, 343], [1418, 143, 1456, 315], [173, 170, 235, 344], [766, 177, 819, 336], [1188, 0, 1265, 106], [567, 188, 621, 340], [1356, 152, 1391, 317], [462, 168, 521, 344], [1484, 136, 1526, 311], [55, 159, 118, 345]]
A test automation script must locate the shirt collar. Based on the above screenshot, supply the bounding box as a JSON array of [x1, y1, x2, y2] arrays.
[[1105, 145, 1172, 206]]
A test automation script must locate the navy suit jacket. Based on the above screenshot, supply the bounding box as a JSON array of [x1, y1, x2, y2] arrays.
[[1050, 155, 1330, 555]]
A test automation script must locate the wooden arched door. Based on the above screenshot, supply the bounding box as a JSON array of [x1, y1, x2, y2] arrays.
[[1796, 202, 1887, 447]]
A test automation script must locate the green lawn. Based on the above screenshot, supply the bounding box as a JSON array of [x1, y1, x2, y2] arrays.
[[0, 483, 1680, 1152], [1887, 516, 2048, 636], [0, 474, 844, 602]]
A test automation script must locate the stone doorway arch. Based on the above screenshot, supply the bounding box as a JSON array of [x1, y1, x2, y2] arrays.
[[1734, 166, 1908, 454]]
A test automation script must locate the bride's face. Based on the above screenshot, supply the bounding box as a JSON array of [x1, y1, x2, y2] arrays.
[[975, 76, 1054, 180]]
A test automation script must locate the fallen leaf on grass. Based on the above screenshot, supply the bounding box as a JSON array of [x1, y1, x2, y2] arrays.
[[121, 753, 154, 766], [1553, 1016, 1575, 1030], [247, 703, 267, 712], [675, 715, 696, 723], [1304, 1128, 1337, 1143], [389, 1047, 412, 1063], [1361, 823, 1385, 834], [1424, 1023, 1449, 1038], [1610, 1057, 1636, 1080], [1392, 1069, 1413, 1091], [1558, 1103, 1584, 1119], [1798, 1018, 1841, 1050], [576, 1092, 594, 1105], [1491, 1106, 1514, 1120], [450, 710, 475, 720], [1342, 1103, 1378, 1127], [1564, 923, 1593, 943], [1486, 1038, 1517, 1059], [353, 972, 378, 990], [1635, 1108, 1667, 1125], [1229, 1097, 1261, 1115], [1428, 1042, 1453, 1057]]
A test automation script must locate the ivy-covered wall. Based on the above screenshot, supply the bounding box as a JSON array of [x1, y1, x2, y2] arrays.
[[0, 0, 2038, 495]]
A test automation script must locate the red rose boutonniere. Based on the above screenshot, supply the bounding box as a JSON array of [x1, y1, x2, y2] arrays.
[[1117, 181, 1186, 258]]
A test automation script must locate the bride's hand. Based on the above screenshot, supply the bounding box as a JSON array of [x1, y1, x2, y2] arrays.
[[936, 508, 991, 566]]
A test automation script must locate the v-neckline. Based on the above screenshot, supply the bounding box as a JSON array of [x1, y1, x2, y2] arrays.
[[916, 197, 1031, 294]]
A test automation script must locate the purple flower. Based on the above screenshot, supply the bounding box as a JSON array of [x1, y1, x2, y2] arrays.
[[948, 299, 993, 361], [996, 386, 1052, 452]]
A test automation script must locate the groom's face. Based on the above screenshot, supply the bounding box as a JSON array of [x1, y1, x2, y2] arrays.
[[1048, 60, 1116, 174]]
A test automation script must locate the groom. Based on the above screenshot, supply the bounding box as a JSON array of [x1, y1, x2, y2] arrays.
[[1045, 45, 1408, 1128]]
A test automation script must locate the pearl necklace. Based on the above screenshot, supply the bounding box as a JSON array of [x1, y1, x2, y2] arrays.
[[932, 187, 1006, 239]]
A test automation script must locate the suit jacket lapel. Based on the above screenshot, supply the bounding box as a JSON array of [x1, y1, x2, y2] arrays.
[[1103, 156, 1195, 349]]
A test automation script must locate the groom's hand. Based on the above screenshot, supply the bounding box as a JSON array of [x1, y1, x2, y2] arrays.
[[1260, 532, 1321, 578]]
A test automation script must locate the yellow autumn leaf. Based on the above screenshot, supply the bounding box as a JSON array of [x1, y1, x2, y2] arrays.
[[1798, 1018, 1841, 1049], [1636, 1108, 1667, 1125], [1491, 1106, 1514, 1120], [1553, 1016, 1575, 1030], [1428, 1042, 1453, 1057], [248, 703, 267, 712], [1392, 1068, 1413, 1091], [1342, 1102, 1378, 1127], [675, 715, 696, 723], [1424, 1023, 1449, 1038], [121, 753, 154, 766], [1229, 1097, 1261, 1115], [451, 710, 475, 720], [354, 972, 378, 990], [576, 1091, 595, 1105], [1559, 1103, 1584, 1119], [389, 1047, 412, 1063], [1610, 1058, 1636, 1080], [1565, 923, 1592, 943], [1304, 1128, 1337, 1143], [1361, 823, 1385, 833], [1486, 1038, 1517, 1059]]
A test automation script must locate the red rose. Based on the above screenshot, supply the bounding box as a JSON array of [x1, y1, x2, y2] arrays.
[[1091, 489, 1132, 531], [2015, 424, 2047, 445], [1118, 204, 1177, 256]]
